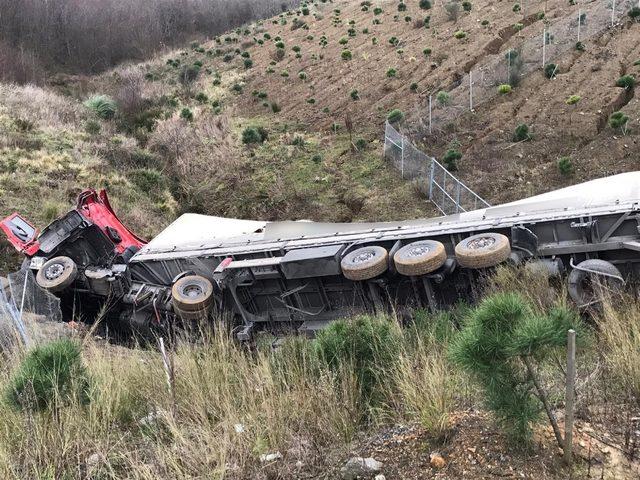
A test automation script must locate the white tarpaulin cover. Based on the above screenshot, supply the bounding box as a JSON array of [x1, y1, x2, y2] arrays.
[[134, 172, 640, 258]]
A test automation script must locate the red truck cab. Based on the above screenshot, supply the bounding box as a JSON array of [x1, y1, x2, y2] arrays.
[[1, 189, 146, 294]]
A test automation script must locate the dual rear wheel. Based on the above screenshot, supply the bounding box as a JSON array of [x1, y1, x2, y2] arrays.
[[340, 233, 512, 280]]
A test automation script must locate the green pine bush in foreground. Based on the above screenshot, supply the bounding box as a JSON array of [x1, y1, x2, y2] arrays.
[[5, 339, 90, 412]]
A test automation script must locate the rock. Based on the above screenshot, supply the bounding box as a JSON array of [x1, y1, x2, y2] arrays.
[[259, 452, 282, 462], [341, 457, 383, 480], [138, 409, 169, 428], [234, 423, 245, 433], [375, 475, 386, 480], [430, 452, 446, 469], [86, 452, 102, 470]]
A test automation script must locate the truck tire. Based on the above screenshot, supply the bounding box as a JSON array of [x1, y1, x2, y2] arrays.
[[174, 306, 211, 322], [568, 259, 623, 307], [341, 246, 388, 281], [35, 256, 78, 293], [394, 240, 447, 276], [455, 233, 511, 269], [172, 275, 214, 312]]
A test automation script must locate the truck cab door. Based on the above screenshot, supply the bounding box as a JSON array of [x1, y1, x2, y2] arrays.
[[0, 213, 40, 255]]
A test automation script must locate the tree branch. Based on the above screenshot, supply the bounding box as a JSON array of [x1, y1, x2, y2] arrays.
[[522, 355, 564, 450]]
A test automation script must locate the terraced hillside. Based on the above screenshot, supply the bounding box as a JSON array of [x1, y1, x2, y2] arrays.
[[1, 0, 639, 268]]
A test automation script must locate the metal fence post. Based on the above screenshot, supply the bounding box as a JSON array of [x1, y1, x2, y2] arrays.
[[400, 135, 404, 179], [456, 182, 461, 213], [469, 71, 473, 111], [611, 0, 616, 27], [428, 160, 435, 200], [577, 9, 581, 43], [428, 95, 433, 135], [542, 28, 546, 67]]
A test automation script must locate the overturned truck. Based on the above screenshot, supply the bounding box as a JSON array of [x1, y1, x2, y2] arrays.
[[2, 173, 640, 339]]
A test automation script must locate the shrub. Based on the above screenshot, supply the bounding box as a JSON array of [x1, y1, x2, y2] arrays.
[[84, 95, 117, 119], [231, 83, 243, 93], [454, 30, 467, 39], [481, 19, 490, 26], [436, 90, 450, 105], [442, 149, 461, 171], [271, 102, 281, 113], [355, 138, 368, 150], [404, 16, 412, 22], [374, 7, 383, 15], [513, 123, 531, 142], [462, 1, 472, 11], [544, 63, 558, 79], [616, 75, 636, 90], [292, 45, 301, 53], [512, 3, 521, 12], [420, 0, 432, 9], [629, 6, 640, 20], [194, 92, 208, 103], [243, 58, 253, 69], [339, 37, 349, 45], [275, 40, 285, 49], [449, 293, 584, 445], [609, 111, 629, 133], [423, 48, 432, 56], [410, 82, 418, 92], [306, 97, 316, 104], [397, 2, 407, 12], [280, 70, 289, 77], [341, 50, 353, 60], [498, 84, 512, 94], [242, 126, 268, 144], [386, 67, 398, 78], [179, 65, 201, 87], [387, 108, 405, 123], [575, 41, 585, 51], [350, 89, 360, 100], [315, 316, 401, 406], [223, 53, 234, 62], [566, 95, 581, 105], [84, 120, 101, 135], [129, 168, 165, 191], [389, 36, 400, 47], [5, 339, 90, 412], [444, 2, 459, 21], [180, 107, 193, 121], [557, 157, 573, 175]]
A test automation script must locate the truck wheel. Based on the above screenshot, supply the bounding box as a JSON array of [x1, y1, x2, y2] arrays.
[[568, 259, 623, 307], [341, 246, 388, 281], [172, 275, 214, 312], [455, 233, 511, 269], [394, 240, 447, 276], [174, 306, 211, 322], [36, 256, 78, 293]]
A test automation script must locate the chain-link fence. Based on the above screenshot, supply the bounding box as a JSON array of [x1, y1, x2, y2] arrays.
[[0, 268, 63, 348], [423, 0, 639, 134], [384, 121, 490, 214]]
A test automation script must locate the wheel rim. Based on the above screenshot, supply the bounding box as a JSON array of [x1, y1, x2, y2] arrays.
[[45, 263, 65, 280], [182, 284, 204, 299], [406, 245, 431, 258], [351, 250, 375, 264], [467, 236, 496, 250]]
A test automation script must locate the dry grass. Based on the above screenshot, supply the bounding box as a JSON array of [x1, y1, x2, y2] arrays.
[[597, 294, 640, 400], [0, 312, 474, 479]]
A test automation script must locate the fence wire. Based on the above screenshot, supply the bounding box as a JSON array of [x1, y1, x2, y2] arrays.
[[0, 268, 63, 348], [384, 121, 490, 215], [424, 0, 639, 134]]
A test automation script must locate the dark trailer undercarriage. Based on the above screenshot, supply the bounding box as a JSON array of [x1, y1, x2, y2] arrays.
[[3, 172, 640, 340]]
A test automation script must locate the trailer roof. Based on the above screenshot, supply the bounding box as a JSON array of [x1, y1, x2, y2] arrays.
[[132, 172, 640, 261]]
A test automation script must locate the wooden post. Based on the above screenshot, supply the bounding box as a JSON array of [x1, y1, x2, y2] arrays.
[[565, 329, 576, 467]]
